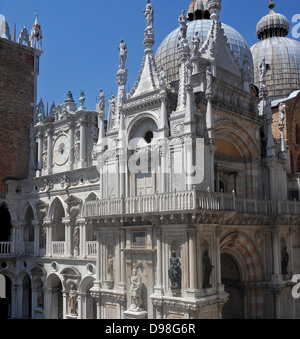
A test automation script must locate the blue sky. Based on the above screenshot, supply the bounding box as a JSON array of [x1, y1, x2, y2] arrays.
[[1, 0, 299, 111]]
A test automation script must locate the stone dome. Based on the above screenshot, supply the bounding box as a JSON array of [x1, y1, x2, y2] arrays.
[[155, 19, 253, 84], [251, 2, 300, 100], [256, 1, 289, 40]]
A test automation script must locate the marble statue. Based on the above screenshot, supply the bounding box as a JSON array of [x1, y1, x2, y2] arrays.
[[178, 10, 187, 40], [129, 268, 143, 311], [118, 39, 127, 69], [143, 0, 154, 32], [69, 284, 78, 316], [99, 89, 105, 112]]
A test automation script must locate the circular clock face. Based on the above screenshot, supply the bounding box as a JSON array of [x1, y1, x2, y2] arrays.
[[53, 134, 70, 166]]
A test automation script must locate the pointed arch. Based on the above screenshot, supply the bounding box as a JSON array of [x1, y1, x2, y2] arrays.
[[215, 119, 260, 158], [48, 197, 67, 220]]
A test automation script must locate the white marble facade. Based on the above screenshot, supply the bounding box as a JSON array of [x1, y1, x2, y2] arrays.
[[0, 0, 300, 319]]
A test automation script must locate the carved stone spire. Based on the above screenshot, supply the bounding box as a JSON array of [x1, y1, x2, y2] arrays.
[[30, 14, 43, 50]]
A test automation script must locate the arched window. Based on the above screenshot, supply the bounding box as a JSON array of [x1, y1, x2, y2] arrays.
[[52, 201, 65, 242]]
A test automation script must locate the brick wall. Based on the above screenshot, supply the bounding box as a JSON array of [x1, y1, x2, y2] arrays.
[[0, 38, 36, 195], [272, 93, 300, 173]]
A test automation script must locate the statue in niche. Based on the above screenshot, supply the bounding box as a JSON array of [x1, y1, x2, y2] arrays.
[[203, 250, 214, 288], [129, 268, 143, 311], [143, 0, 154, 32], [74, 135, 80, 162], [107, 255, 114, 281], [178, 9, 187, 40], [42, 141, 47, 169], [118, 39, 127, 69], [168, 250, 182, 290], [69, 284, 78, 316], [281, 246, 289, 275], [73, 226, 80, 251]]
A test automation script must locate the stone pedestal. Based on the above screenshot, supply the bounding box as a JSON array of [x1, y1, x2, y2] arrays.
[[124, 309, 148, 319], [66, 314, 78, 319]]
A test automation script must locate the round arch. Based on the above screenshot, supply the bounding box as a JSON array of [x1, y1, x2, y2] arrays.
[[215, 120, 260, 158], [127, 112, 159, 147], [220, 231, 264, 319]]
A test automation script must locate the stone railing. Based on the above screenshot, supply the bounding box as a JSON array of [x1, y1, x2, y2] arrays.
[[52, 241, 65, 256], [86, 241, 97, 257], [0, 242, 11, 255], [84, 189, 300, 218]]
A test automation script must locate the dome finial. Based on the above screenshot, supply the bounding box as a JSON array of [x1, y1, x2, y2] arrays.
[[269, 1, 275, 13]]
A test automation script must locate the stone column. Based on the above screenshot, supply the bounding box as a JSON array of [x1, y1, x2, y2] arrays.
[[272, 229, 281, 280], [215, 226, 223, 291], [188, 228, 197, 291], [36, 129, 43, 177], [79, 116, 87, 168], [118, 230, 126, 291], [68, 120, 75, 170], [32, 219, 40, 255], [154, 228, 163, 295], [46, 127, 52, 175], [63, 218, 71, 257]]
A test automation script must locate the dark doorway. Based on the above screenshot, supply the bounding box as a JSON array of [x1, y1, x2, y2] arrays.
[[22, 275, 32, 319], [221, 253, 244, 319], [0, 275, 12, 319], [0, 205, 12, 242]]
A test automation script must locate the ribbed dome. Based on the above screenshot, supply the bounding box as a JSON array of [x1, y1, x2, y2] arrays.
[[251, 38, 300, 100], [251, 1, 300, 100], [155, 20, 253, 84], [187, 0, 210, 21], [256, 2, 289, 40]]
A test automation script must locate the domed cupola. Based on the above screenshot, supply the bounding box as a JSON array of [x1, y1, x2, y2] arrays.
[[256, 1, 289, 40], [155, 0, 253, 85], [187, 0, 210, 21], [251, 1, 300, 100]]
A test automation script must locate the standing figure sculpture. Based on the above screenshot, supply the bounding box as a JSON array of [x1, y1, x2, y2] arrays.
[[99, 88, 105, 112], [203, 250, 214, 288], [69, 284, 78, 316], [118, 39, 127, 69], [178, 10, 187, 40], [168, 250, 182, 290], [129, 268, 143, 311], [143, 0, 154, 32]]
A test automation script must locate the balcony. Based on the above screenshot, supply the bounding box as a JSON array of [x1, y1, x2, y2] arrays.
[[83, 190, 300, 218]]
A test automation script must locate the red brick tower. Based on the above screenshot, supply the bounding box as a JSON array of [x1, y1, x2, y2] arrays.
[[0, 16, 43, 196]]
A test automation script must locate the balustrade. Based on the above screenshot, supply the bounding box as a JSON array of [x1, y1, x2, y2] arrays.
[[83, 189, 300, 218]]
